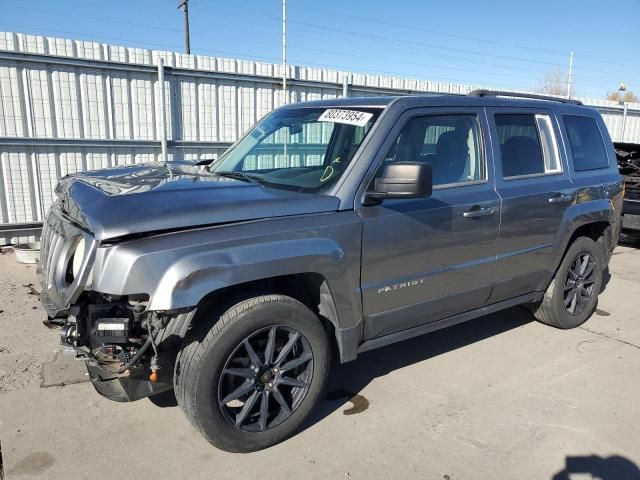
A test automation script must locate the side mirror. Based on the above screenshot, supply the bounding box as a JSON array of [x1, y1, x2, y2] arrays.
[[367, 162, 432, 201]]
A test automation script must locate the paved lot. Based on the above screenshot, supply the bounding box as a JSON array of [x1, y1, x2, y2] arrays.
[[1, 244, 639, 480]]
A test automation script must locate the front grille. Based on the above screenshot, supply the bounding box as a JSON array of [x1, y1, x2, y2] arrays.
[[37, 203, 95, 318], [38, 209, 64, 292]]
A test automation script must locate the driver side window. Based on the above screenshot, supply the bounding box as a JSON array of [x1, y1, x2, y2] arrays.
[[383, 114, 485, 187]]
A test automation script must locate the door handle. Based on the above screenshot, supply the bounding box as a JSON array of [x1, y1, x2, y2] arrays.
[[548, 194, 572, 205], [463, 207, 495, 218]]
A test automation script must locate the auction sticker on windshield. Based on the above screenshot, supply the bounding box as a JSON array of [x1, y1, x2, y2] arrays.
[[318, 109, 373, 127]]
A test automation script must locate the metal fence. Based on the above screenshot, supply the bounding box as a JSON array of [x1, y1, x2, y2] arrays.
[[1, 31, 639, 243]]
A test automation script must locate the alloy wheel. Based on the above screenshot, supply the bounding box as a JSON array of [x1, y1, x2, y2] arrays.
[[217, 325, 314, 432], [563, 252, 597, 316]]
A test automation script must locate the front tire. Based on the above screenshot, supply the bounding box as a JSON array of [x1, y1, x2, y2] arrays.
[[533, 236, 604, 329], [175, 294, 330, 452]]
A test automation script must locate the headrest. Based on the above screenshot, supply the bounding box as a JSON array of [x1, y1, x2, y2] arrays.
[[436, 130, 469, 158]]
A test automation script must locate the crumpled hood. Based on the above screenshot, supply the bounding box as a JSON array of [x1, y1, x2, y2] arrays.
[[55, 162, 340, 241]]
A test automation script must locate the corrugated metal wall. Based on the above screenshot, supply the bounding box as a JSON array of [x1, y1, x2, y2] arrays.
[[1, 31, 639, 243]]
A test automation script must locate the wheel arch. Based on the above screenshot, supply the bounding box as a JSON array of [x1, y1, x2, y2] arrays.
[[538, 198, 615, 294], [184, 273, 360, 364], [549, 217, 612, 289]]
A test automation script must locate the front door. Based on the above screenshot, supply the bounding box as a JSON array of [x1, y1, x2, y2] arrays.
[[358, 109, 500, 340]]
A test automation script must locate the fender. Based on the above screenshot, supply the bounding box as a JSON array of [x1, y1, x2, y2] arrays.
[[538, 198, 615, 292], [150, 237, 353, 310]]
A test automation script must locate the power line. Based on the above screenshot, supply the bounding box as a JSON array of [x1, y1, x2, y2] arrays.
[[3, 23, 616, 96], [189, 0, 640, 82], [0, 8, 556, 81], [282, 17, 636, 79], [0, 25, 282, 63], [289, 3, 569, 58], [2, 1, 628, 96], [1, 24, 538, 91], [7, 3, 636, 87], [291, 2, 640, 72]]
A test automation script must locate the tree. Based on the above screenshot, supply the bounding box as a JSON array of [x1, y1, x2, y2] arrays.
[[607, 90, 639, 103], [537, 68, 568, 97]]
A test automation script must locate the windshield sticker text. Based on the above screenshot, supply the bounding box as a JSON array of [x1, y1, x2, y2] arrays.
[[318, 109, 373, 127]]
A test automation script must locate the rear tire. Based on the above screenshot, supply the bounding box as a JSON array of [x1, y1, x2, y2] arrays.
[[533, 236, 604, 329], [174, 294, 330, 452]]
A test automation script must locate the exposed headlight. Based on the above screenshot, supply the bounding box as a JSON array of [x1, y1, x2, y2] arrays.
[[71, 237, 85, 279]]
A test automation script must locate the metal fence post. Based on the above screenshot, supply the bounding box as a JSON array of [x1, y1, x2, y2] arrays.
[[621, 102, 628, 142], [157, 58, 168, 161], [342, 73, 349, 98]]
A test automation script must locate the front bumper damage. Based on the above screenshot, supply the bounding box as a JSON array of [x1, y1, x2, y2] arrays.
[[86, 357, 174, 402], [46, 291, 194, 402], [87, 302, 194, 401], [37, 201, 196, 402]]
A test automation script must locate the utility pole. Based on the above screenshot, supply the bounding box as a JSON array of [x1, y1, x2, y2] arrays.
[[567, 51, 574, 99], [157, 58, 168, 161], [619, 83, 628, 141], [282, 0, 287, 102], [178, 0, 191, 54]]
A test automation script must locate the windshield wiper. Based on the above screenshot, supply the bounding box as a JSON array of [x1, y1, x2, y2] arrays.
[[213, 171, 264, 185]]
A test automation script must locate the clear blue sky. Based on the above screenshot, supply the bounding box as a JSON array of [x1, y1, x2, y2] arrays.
[[1, 0, 638, 98]]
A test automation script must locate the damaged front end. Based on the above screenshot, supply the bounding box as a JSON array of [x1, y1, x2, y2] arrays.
[[38, 202, 191, 402], [61, 293, 190, 402]]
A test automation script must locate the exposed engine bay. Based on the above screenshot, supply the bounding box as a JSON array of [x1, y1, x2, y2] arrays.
[[59, 292, 190, 402]]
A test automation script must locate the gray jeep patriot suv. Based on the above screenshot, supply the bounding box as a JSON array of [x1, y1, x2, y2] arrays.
[[38, 90, 623, 452]]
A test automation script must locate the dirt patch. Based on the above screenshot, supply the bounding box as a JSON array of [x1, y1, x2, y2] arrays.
[[0, 255, 61, 393], [0, 355, 43, 393], [6, 451, 55, 477]]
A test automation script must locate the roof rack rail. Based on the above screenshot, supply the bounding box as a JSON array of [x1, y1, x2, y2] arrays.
[[467, 89, 583, 106]]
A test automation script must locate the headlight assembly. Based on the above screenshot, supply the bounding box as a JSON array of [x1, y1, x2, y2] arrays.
[[71, 236, 86, 279], [65, 235, 94, 288]]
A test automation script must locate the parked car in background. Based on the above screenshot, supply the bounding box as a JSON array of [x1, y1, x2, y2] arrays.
[[615, 142, 640, 239], [38, 91, 622, 452]]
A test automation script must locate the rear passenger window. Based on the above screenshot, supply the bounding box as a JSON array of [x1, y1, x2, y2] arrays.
[[495, 114, 561, 178], [563, 116, 609, 171]]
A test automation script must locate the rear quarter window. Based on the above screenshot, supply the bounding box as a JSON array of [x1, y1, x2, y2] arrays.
[[563, 115, 609, 171]]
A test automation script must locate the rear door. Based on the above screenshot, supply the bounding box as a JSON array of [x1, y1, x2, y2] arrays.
[[357, 108, 500, 340], [487, 108, 575, 303]]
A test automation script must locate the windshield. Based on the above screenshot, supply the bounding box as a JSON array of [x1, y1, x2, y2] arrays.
[[210, 107, 382, 193]]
